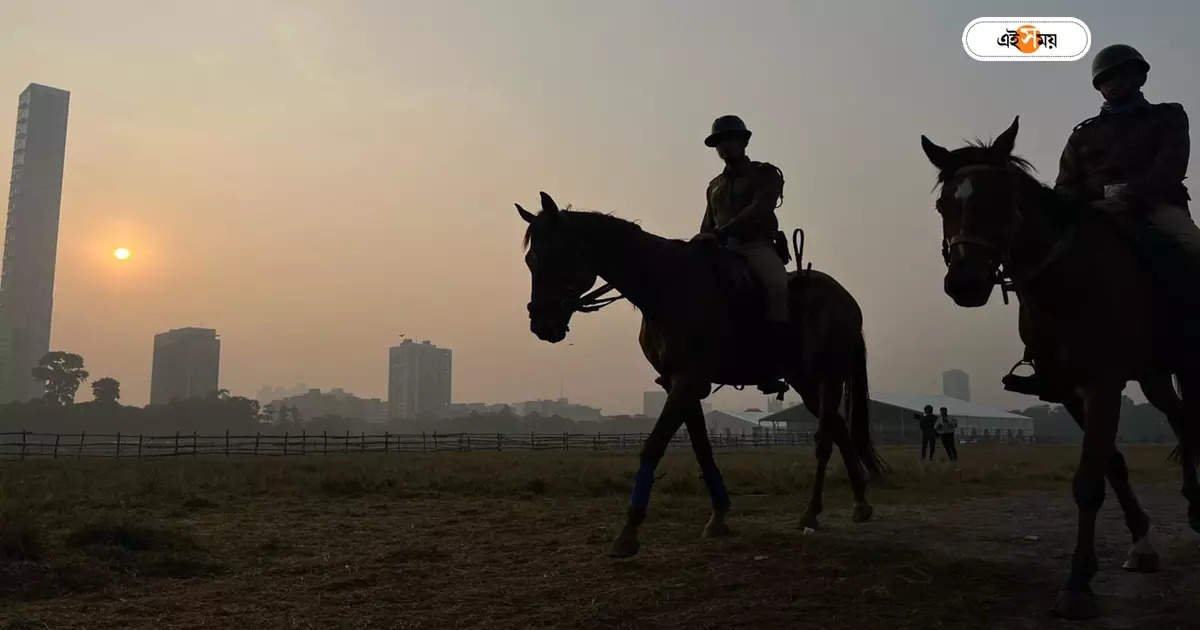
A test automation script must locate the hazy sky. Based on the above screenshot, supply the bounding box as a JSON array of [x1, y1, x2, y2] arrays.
[[1, 1, 1197, 414]]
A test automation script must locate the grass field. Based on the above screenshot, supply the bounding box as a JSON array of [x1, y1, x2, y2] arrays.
[[1, 444, 1198, 629]]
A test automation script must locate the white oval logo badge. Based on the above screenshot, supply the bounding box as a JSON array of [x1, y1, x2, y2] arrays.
[[963, 17, 1091, 61]]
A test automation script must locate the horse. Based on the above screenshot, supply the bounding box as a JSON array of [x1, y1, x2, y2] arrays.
[[920, 117, 1200, 619], [516, 192, 884, 557]]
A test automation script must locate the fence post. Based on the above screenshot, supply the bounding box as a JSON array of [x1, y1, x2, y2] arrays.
[[458, 433, 463, 452], [497, 433, 502, 452], [345, 430, 350, 453], [284, 432, 289, 456], [138, 434, 143, 458], [255, 432, 261, 456], [192, 432, 198, 457], [19, 430, 26, 460], [384, 432, 390, 454], [53, 434, 60, 458], [302, 430, 307, 455], [466, 434, 471, 452], [593, 434, 598, 450], [78, 431, 86, 458], [530, 432, 534, 450], [174, 431, 180, 456], [361, 432, 366, 452], [116, 432, 121, 458], [563, 432, 568, 451], [323, 430, 328, 455], [422, 431, 427, 453], [225, 430, 230, 456], [433, 432, 439, 450]]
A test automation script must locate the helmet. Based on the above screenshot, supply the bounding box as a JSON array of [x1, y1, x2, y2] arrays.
[[1091, 44, 1150, 87], [704, 115, 752, 147]]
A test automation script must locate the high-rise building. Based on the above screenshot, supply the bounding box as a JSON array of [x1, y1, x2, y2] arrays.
[[0, 84, 70, 403], [943, 369, 971, 402], [643, 390, 667, 418], [150, 328, 221, 404], [388, 340, 451, 419]]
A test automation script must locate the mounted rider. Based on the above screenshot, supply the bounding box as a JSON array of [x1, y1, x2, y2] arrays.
[[693, 115, 791, 395], [1004, 44, 1196, 399]]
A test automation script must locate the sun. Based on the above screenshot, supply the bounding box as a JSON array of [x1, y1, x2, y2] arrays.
[[113, 247, 131, 261]]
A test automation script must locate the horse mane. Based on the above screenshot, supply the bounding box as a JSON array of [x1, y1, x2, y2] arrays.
[[522, 208, 644, 250], [936, 140, 1083, 226]]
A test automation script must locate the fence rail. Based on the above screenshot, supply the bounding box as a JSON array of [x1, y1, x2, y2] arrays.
[[0, 430, 814, 459]]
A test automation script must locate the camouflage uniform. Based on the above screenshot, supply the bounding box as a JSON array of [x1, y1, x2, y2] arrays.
[[701, 159, 789, 323]]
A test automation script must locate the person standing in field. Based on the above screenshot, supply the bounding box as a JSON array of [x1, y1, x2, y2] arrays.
[[914, 404, 938, 461], [936, 406, 959, 462]]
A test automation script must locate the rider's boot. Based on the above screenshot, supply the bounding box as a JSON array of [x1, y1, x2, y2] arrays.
[[756, 321, 791, 399]]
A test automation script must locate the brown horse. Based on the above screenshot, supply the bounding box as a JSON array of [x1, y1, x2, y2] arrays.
[[516, 192, 883, 557], [921, 117, 1200, 619]]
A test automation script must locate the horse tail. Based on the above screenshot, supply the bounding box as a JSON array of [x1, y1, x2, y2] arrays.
[[849, 329, 887, 479], [1169, 374, 1200, 469]]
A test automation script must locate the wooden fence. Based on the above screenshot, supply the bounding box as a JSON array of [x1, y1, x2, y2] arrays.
[[0, 430, 814, 459]]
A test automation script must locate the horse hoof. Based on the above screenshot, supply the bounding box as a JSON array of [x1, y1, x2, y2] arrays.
[[1122, 550, 1160, 573], [1052, 590, 1100, 620], [1189, 505, 1200, 534], [852, 503, 874, 523], [703, 520, 732, 538], [798, 513, 819, 532], [608, 535, 640, 558]]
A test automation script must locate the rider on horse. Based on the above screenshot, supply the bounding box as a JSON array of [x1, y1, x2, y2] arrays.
[[1003, 44, 1196, 399], [693, 115, 791, 395]]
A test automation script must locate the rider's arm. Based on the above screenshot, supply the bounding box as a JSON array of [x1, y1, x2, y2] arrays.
[[1053, 136, 1088, 204], [716, 165, 782, 237], [1127, 105, 1189, 205], [700, 185, 716, 234]]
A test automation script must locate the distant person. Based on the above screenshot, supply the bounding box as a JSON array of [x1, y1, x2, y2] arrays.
[[936, 407, 959, 461], [914, 404, 938, 461]]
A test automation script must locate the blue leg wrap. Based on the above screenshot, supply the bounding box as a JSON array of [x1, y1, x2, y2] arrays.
[[700, 461, 731, 510], [631, 460, 656, 509]]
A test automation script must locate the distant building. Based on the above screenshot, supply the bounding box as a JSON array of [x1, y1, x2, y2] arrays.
[[942, 369, 971, 401], [271, 387, 388, 423], [512, 398, 602, 422], [150, 327, 220, 404], [643, 390, 667, 418], [0, 84, 70, 403], [388, 340, 452, 419], [767, 397, 783, 414], [435, 402, 512, 419], [256, 383, 308, 404]]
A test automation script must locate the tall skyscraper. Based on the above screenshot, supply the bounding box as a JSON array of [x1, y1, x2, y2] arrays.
[[943, 369, 971, 402], [0, 84, 70, 403], [150, 328, 221, 404], [388, 340, 452, 419]]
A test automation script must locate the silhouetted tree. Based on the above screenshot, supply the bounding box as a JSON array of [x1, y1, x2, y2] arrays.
[[30, 352, 89, 406], [91, 377, 120, 404]]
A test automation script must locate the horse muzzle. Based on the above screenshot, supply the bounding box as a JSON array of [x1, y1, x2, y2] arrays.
[[530, 316, 569, 343], [944, 258, 997, 308]]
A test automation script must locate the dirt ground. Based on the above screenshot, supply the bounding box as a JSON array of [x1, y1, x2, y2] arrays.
[[2, 446, 1198, 629]]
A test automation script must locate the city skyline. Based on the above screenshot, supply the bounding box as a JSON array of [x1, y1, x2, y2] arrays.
[[1, 3, 1196, 414]]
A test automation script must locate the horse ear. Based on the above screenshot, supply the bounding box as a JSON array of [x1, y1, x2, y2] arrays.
[[539, 191, 560, 215], [516, 203, 536, 224], [921, 135, 955, 171], [994, 116, 1019, 156]]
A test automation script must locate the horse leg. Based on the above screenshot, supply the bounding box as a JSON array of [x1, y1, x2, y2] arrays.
[[829, 415, 873, 523], [1053, 384, 1120, 619], [1173, 372, 1200, 533], [609, 381, 693, 558], [797, 388, 833, 531], [1063, 396, 1157, 573], [683, 409, 732, 538]]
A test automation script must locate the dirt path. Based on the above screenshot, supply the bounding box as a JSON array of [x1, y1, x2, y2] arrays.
[[801, 480, 1200, 629]]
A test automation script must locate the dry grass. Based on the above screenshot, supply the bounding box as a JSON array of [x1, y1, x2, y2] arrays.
[[0, 444, 1194, 629]]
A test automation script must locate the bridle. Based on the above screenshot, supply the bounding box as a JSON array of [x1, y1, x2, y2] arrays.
[[938, 163, 1021, 304]]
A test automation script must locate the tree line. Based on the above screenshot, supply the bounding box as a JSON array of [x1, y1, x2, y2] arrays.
[[1, 351, 657, 436]]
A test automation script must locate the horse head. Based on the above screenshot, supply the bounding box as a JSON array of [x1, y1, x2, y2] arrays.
[[921, 116, 1025, 307], [517, 192, 598, 343]]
